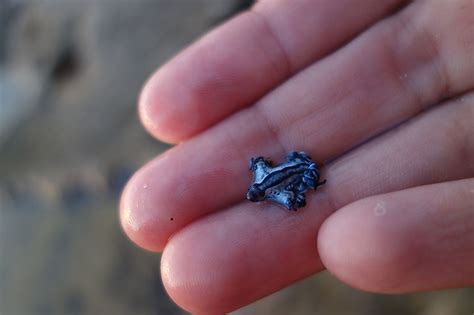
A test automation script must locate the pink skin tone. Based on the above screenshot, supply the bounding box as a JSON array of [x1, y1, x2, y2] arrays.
[[120, 0, 474, 314]]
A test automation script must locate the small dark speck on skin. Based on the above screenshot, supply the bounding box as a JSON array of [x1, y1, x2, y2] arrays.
[[170, 218, 174, 221]]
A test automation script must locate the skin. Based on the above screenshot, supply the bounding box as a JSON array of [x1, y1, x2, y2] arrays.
[[120, 0, 474, 313]]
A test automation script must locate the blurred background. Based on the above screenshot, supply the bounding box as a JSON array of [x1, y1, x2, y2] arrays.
[[0, 1, 473, 315]]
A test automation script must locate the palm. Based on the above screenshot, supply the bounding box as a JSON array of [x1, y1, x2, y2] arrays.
[[120, 1, 474, 313]]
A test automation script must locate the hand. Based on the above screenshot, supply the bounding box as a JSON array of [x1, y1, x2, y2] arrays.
[[120, 1, 474, 313]]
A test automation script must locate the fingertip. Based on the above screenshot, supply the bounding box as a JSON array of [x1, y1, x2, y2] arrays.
[[119, 159, 173, 252], [318, 197, 423, 293], [139, 66, 195, 144], [161, 243, 202, 314], [160, 231, 234, 315], [160, 243, 189, 312], [120, 174, 165, 252]]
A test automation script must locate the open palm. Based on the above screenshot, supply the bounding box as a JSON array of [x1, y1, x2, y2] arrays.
[[120, 1, 474, 313]]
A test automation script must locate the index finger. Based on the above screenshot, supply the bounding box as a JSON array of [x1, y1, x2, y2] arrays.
[[140, 0, 406, 143]]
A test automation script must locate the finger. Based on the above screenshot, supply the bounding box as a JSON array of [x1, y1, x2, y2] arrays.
[[121, 0, 474, 251], [319, 178, 474, 293], [140, 0, 406, 143], [324, 97, 474, 207], [161, 97, 474, 314], [254, 0, 474, 159]]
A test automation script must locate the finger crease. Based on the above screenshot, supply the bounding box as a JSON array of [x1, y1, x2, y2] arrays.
[[378, 13, 426, 116], [254, 104, 288, 158], [413, 16, 452, 99], [248, 8, 294, 77]]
